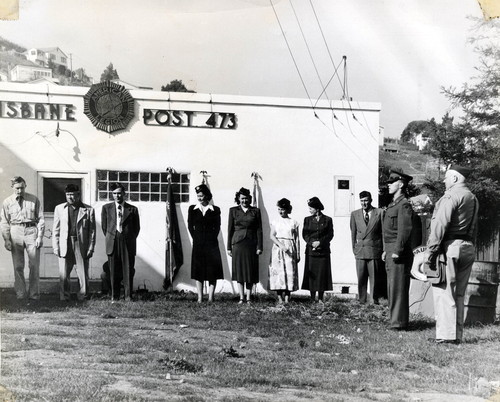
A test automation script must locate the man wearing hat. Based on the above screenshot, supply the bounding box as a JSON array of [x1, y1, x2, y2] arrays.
[[1, 176, 45, 300], [382, 169, 416, 329], [53, 184, 96, 301], [425, 164, 478, 344]]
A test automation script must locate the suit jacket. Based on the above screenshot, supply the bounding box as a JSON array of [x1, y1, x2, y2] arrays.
[[52, 202, 96, 258], [101, 202, 140, 256], [227, 206, 263, 251], [350, 207, 383, 259], [188, 205, 221, 246], [302, 214, 334, 256]]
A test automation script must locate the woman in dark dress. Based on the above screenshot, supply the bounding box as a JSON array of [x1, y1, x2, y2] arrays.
[[188, 184, 223, 303], [227, 187, 263, 304], [301, 197, 334, 303]]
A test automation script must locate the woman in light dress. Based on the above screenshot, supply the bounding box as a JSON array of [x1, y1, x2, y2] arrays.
[[269, 198, 300, 304]]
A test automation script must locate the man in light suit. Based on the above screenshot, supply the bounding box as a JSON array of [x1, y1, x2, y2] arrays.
[[53, 184, 96, 301], [101, 182, 140, 301], [350, 191, 384, 304]]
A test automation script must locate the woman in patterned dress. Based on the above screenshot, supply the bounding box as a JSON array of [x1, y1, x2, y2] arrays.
[[269, 198, 300, 304]]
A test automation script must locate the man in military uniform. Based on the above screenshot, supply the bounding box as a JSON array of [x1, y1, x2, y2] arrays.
[[1, 176, 45, 300], [382, 169, 415, 330], [425, 165, 478, 344]]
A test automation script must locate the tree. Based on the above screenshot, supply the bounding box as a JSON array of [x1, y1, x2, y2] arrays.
[[400, 120, 432, 143], [161, 79, 195, 93], [423, 18, 500, 249], [100, 63, 119, 82]]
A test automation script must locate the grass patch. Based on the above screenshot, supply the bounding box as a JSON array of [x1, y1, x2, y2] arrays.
[[1, 290, 499, 400]]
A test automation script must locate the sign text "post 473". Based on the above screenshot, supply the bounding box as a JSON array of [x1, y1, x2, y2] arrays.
[[143, 109, 237, 129]]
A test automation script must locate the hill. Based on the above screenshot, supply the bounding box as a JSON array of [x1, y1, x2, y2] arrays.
[[0, 36, 26, 53], [380, 143, 441, 186]]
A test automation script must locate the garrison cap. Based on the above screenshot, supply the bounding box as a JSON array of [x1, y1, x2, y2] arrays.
[[448, 164, 473, 178], [195, 183, 213, 200], [386, 169, 413, 184]]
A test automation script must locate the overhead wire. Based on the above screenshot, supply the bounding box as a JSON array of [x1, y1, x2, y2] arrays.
[[289, 0, 331, 102], [308, 1, 379, 145], [269, 0, 315, 109], [271, 0, 377, 167]]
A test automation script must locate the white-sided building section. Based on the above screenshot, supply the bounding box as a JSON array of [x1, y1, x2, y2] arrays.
[[0, 83, 380, 294]]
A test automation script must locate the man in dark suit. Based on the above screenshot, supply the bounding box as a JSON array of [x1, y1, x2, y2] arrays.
[[350, 191, 384, 304], [53, 184, 96, 301], [101, 183, 140, 301]]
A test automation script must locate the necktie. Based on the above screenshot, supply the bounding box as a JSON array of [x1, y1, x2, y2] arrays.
[[364, 211, 369, 224], [117, 205, 123, 232]]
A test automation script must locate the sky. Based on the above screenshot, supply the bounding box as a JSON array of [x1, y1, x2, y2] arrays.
[[0, 0, 485, 138]]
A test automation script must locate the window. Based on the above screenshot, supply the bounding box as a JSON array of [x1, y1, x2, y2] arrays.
[[61, 57, 67, 63], [31, 50, 36, 55], [49, 54, 56, 60], [97, 169, 190, 203]]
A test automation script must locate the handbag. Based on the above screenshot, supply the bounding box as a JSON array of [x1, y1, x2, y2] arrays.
[[424, 253, 447, 285]]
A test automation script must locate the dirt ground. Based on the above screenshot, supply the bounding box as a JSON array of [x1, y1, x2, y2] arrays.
[[1, 291, 499, 401]]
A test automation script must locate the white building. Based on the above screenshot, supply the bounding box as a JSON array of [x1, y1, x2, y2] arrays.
[[24, 47, 68, 69], [9, 64, 53, 82], [0, 82, 380, 295]]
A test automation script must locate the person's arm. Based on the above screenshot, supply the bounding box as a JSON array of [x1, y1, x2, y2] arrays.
[[394, 202, 413, 257], [87, 208, 96, 258], [52, 206, 61, 257], [302, 217, 311, 244], [187, 206, 195, 238], [350, 212, 357, 251], [1, 200, 12, 251], [133, 206, 140, 238], [294, 221, 300, 262], [318, 216, 334, 249], [256, 208, 263, 254], [227, 209, 234, 255], [101, 205, 108, 236], [214, 207, 221, 236], [35, 197, 44, 248], [425, 195, 453, 263]]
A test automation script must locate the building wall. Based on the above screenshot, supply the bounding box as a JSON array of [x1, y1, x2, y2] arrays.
[[0, 83, 380, 294]]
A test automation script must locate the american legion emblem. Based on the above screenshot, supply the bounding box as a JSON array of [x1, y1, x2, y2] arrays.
[[83, 81, 134, 133]]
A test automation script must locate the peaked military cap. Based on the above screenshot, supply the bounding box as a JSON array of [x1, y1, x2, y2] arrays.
[[386, 169, 413, 184]]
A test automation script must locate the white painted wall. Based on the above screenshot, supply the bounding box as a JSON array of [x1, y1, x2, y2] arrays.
[[0, 82, 380, 294]]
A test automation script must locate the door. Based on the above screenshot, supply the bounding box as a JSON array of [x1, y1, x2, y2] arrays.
[[334, 176, 354, 217], [37, 172, 90, 278]]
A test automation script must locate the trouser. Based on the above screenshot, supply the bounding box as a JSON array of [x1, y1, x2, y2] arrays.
[[385, 244, 411, 328], [432, 239, 475, 341], [109, 232, 135, 300], [356, 258, 378, 303], [10, 225, 40, 299], [59, 236, 89, 301]]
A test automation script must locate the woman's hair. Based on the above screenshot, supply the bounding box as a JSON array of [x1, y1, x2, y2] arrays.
[[277, 198, 292, 214], [234, 187, 252, 205]]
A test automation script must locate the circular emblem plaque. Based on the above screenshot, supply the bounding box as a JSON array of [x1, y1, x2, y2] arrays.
[[83, 81, 134, 133]]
